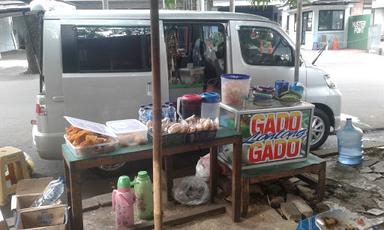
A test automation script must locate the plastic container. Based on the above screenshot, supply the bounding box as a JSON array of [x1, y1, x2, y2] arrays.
[[201, 92, 220, 120], [179, 67, 204, 85], [134, 171, 153, 220], [64, 135, 118, 157], [112, 176, 136, 228], [177, 94, 202, 119], [221, 74, 251, 106], [106, 119, 148, 146], [337, 118, 364, 165]]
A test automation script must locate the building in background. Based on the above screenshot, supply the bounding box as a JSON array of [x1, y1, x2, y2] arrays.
[[280, 0, 355, 50]]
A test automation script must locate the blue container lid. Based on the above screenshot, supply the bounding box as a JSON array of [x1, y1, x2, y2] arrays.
[[201, 92, 220, 103], [221, 74, 250, 80]]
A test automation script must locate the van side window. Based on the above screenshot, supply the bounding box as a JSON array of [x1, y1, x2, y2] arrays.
[[62, 26, 151, 73], [238, 26, 293, 66], [164, 23, 225, 91]]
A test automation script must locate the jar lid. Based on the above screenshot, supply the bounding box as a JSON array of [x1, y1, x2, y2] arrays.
[[138, 171, 149, 179], [201, 92, 220, 103], [221, 74, 250, 80], [181, 94, 202, 102], [117, 175, 132, 188]]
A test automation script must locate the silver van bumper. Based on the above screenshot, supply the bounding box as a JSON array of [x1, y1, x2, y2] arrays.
[[32, 125, 64, 160]]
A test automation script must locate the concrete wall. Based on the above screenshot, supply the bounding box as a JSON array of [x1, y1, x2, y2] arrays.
[[373, 8, 384, 35], [66, 0, 164, 9], [0, 17, 17, 53]]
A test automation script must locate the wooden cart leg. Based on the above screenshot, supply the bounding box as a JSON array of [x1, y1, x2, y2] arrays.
[[231, 138, 242, 222], [69, 168, 83, 230], [164, 156, 174, 201], [210, 146, 218, 203], [317, 161, 326, 201], [64, 162, 72, 208], [241, 178, 250, 217]]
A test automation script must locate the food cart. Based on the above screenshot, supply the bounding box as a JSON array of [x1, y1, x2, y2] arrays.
[[220, 100, 314, 168]]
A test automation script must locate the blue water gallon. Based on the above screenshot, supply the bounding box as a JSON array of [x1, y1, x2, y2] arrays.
[[337, 118, 363, 165]]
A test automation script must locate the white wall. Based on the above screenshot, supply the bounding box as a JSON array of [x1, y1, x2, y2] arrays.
[[373, 8, 384, 35], [0, 17, 17, 53], [284, 4, 351, 49]]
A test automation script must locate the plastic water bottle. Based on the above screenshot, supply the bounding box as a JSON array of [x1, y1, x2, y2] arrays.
[[112, 176, 136, 228], [161, 104, 169, 119], [168, 103, 176, 122], [337, 118, 363, 165], [138, 105, 145, 123], [31, 177, 65, 207], [143, 106, 152, 123], [134, 171, 153, 220]]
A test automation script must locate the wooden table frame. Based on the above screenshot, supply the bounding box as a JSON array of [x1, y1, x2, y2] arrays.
[[240, 154, 326, 217], [63, 129, 242, 230]]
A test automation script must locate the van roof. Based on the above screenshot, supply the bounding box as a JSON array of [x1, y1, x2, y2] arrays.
[[44, 9, 272, 23]]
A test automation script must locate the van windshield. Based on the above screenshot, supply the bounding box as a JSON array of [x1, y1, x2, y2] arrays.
[[62, 25, 151, 73]]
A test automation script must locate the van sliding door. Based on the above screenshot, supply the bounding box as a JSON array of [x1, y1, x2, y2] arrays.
[[61, 20, 168, 123]]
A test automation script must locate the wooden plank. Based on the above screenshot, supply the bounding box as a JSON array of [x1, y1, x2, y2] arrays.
[[286, 194, 313, 218], [69, 168, 83, 230], [232, 138, 242, 222], [210, 147, 218, 203], [280, 202, 302, 222], [130, 204, 226, 230]]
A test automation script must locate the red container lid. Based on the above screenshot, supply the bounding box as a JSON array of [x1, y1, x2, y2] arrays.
[[181, 94, 202, 103]]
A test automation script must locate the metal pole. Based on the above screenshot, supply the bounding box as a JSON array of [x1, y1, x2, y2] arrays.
[[229, 0, 235, 12], [294, 0, 302, 82], [150, 0, 163, 229], [102, 0, 109, 9]]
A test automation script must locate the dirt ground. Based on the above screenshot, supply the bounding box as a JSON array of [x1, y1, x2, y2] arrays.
[[81, 146, 384, 229]]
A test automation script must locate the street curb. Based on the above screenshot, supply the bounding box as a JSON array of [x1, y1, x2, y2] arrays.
[[82, 193, 112, 212], [312, 142, 384, 158]]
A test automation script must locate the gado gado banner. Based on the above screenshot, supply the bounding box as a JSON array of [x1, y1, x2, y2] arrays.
[[242, 110, 310, 164]]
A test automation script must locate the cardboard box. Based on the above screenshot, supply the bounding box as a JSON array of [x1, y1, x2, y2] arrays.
[[16, 205, 68, 230], [11, 177, 53, 213]]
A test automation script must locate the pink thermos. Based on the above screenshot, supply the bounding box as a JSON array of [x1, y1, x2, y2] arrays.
[[112, 175, 136, 228]]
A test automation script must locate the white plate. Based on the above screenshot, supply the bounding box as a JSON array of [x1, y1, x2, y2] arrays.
[[315, 209, 367, 230]]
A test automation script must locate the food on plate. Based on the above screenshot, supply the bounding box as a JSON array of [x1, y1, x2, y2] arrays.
[[65, 125, 110, 147], [322, 216, 338, 228]]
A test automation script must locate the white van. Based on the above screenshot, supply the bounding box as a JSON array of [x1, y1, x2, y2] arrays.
[[32, 10, 341, 172]]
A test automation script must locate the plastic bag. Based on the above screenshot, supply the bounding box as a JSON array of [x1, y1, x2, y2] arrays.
[[195, 153, 210, 182], [173, 176, 209, 206], [31, 177, 65, 207]]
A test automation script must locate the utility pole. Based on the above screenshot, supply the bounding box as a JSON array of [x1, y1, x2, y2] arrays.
[[102, 0, 108, 9], [294, 0, 302, 82], [229, 0, 235, 12]]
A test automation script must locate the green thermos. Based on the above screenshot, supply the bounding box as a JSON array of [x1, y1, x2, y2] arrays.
[[134, 171, 153, 220]]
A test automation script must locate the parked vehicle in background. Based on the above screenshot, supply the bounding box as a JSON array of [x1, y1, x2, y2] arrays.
[[32, 10, 341, 174]]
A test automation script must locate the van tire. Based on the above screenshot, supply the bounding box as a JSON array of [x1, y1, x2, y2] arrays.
[[90, 163, 127, 177], [310, 108, 330, 150]]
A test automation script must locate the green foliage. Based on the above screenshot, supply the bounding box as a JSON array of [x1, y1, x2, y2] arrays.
[[164, 0, 177, 9]]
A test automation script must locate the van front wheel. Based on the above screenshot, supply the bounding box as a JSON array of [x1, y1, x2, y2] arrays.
[[310, 108, 330, 150], [90, 163, 127, 177]]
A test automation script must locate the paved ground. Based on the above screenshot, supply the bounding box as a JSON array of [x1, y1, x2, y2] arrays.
[[1, 49, 384, 223], [302, 49, 384, 130]]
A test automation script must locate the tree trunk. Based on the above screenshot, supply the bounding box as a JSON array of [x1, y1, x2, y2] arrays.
[[23, 13, 42, 74], [207, 0, 213, 10]]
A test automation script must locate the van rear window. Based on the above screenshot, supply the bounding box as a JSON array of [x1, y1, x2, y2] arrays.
[[62, 25, 151, 73]]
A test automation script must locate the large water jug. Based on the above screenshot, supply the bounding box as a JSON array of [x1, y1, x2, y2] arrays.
[[337, 118, 363, 165]]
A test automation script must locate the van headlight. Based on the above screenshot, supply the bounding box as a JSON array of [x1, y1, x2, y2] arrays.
[[324, 74, 336, 88]]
